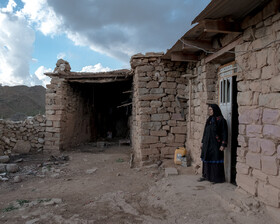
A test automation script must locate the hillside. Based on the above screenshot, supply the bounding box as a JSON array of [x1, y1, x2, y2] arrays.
[[0, 85, 45, 120]]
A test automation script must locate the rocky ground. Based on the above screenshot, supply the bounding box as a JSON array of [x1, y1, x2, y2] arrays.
[[0, 144, 278, 224]]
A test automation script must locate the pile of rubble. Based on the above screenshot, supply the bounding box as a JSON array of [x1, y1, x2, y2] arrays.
[[0, 153, 70, 183], [0, 155, 20, 182]]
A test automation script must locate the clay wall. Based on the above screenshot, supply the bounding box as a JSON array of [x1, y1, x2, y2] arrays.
[[45, 78, 93, 151]]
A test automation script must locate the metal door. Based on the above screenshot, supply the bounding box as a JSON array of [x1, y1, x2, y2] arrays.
[[219, 63, 237, 183]]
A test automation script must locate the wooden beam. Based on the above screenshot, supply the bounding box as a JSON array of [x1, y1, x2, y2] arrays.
[[205, 37, 242, 63], [117, 102, 132, 108], [182, 39, 213, 51], [67, 78, 131, 83], [202, 19, 241, 34], [171, 52, 198, 62]]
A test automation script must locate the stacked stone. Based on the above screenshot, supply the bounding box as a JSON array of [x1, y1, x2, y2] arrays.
[[185, 61, 219, 172], [235, 4, 280, 208], [0, 115, 46, 155], [44, 77, 66, 152], [131, 52, 189, 162], [45, 77, 93, 152]]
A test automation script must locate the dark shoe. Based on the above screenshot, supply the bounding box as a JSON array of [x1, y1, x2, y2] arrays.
[[197, 177, 206, 182]]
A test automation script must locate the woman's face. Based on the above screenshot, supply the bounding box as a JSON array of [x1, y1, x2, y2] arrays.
[[208, 107, 214, 116]]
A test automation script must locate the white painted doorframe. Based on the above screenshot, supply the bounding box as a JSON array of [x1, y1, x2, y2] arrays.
[[218, 62, 237, 183]]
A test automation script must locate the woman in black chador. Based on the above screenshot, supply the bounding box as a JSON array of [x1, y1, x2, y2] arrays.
[[199, 104, 228, 183]]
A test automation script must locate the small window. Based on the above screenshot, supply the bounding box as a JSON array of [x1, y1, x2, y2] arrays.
[[227, 79, 231, 103]]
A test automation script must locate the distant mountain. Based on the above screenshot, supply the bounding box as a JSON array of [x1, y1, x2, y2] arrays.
[[0, 85, 45, 121]]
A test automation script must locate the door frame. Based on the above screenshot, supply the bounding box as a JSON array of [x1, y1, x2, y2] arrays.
[[218, 61, 238, 183]]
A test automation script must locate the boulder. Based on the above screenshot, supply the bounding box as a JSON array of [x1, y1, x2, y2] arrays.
[[35, 115, 45, 123], [13, 176, 22, 183], [38, 138, 45, 144], [54, 59, 71, 73], [0, 164, 6, 172], [13, 140, 31, 154], [0, 156, 9, 163], [6, 164, 19, 173], [0, 146, 4, 156], [165, 167, 178, 177]]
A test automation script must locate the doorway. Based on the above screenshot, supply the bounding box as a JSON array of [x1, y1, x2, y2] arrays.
[[91, 81, 132, 142], [62, 79, 132, 149], [218, 62, 238, 184]]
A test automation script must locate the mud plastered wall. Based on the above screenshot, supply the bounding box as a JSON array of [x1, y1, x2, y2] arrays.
[[45, 77, 93, 152]]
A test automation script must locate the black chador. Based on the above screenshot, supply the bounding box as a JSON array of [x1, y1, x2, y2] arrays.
[[200, 104, 228, 183]]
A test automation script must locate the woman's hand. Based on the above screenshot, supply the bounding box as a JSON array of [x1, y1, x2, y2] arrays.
[[219, 146, 225, 151]]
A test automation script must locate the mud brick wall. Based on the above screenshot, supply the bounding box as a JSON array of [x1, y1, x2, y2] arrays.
[[235, 4, 280, 208], [60, 82, 92, 149], [0, 115, 46, 155], [45, 78, 92, 152], [130, 53, 189, 163]]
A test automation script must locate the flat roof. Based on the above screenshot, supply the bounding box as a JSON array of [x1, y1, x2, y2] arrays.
[[45, 69, 132, 83], [192, 0, 271, 24]]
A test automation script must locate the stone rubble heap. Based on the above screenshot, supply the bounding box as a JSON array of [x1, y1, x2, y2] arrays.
[[54, 59, 71, 75], [0, 155, 20, 181]]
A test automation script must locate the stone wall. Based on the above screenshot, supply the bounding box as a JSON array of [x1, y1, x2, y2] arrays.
[[45, 77, 93, 152], [130, 53, 190, 163], [234, 4, 280, 208], [0, 115, 46, 155], [185, 62, 220, 172], [44, 77, 65, 152]]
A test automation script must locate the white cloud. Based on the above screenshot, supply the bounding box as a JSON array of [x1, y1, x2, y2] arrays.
[[1, 0, 17, 13], [0, 7, 35, 86], [34, 65, 51, 87], [16, 0, 210, 61], [57, 52, 66, 59], [81, 63, 112, 73], [17, 0, 63, 36], [0, 0, 210, 87], [47, 0, 210, 61]]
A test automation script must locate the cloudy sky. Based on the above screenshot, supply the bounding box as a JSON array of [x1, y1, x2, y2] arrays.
[[0, 0, 210, 87]]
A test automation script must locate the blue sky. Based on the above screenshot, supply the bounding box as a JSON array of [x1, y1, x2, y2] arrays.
[[0, 0, 210, 87]]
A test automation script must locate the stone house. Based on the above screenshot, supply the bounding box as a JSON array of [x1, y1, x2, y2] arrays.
[[44, 0, 280, 212], [44, 61, 133, 151]]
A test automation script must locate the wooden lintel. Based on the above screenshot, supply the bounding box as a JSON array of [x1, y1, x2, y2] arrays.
[[171, 52, 198, 62], [205, 37, 242, 63], [67, 78, 131, 83], [202, 19, 241, 34], [182, 39, 213, 50]]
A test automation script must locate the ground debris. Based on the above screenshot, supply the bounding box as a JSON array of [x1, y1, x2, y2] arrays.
[[48, 155, 69, 162], [0, 146, 277, 224], [86, 168, 98, 174], [164, 167, 178, 177]]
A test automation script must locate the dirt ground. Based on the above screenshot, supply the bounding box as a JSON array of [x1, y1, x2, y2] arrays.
[[0, 144, 278, 224]]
